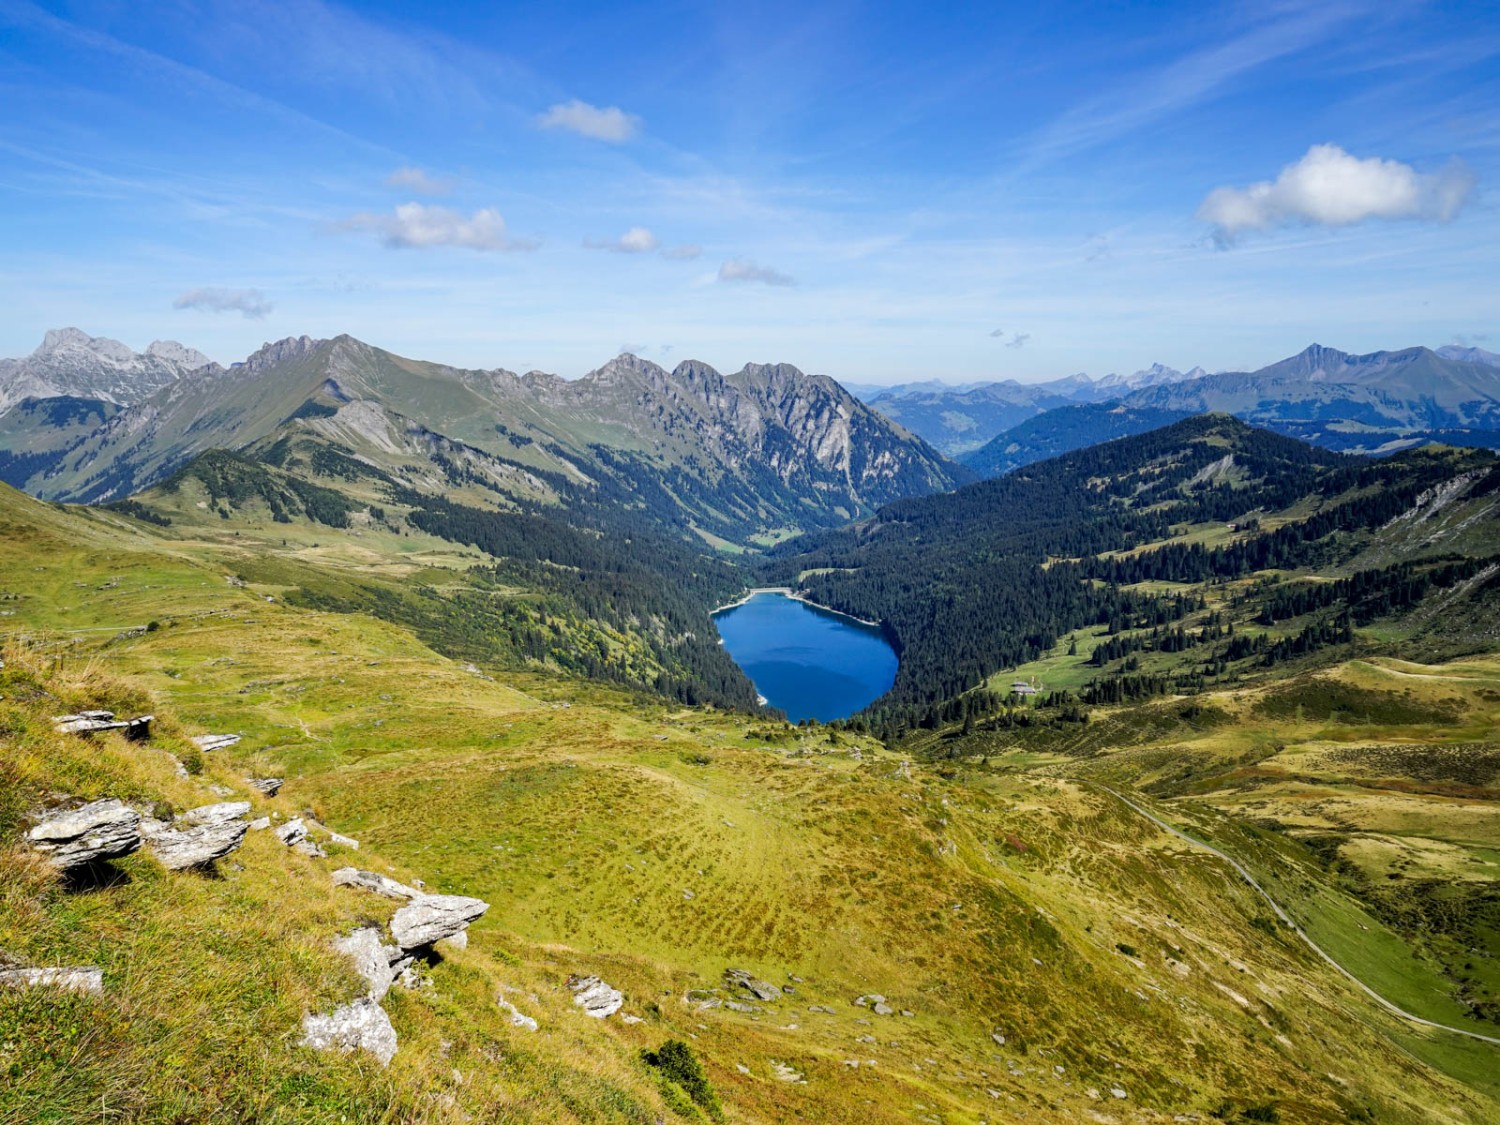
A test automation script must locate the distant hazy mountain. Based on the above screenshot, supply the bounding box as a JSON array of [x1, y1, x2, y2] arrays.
[[0, 328, 215, 415], [1, 333, 962, 545], [1124, 344, 1500, 453], [957, 342, 1500, 477], [961, 402, 1193, 476], [854, 363, 1203, 455], [1436, 344, 1500, 368]]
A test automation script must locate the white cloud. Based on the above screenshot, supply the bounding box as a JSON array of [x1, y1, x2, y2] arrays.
[[662, 243, 702, 260], [173, 286, 273, 319], [586, 226, 660, 253], [1199, 144, 1477, 244], [536, 99, 640, 142], [385, 165, 453, 195], [717, 258, 794, 287], [341, 203, 536, 251]]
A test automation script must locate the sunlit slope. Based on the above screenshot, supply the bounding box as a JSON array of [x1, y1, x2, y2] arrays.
[[0, 484, 1494, 1122]]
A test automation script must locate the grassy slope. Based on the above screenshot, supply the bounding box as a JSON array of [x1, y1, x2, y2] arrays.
[[0, 487, 1496, 1123]]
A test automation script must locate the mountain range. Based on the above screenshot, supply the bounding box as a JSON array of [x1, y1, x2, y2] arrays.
[[0, 330, 962, 545], [950, 343, 1500, 477], [845, 362, 1206, 455]]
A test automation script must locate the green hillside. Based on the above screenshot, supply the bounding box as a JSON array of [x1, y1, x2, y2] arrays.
[[2, 481, 1497, 1123]]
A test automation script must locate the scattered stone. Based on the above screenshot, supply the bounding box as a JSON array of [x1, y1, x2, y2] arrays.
[[333, 927, 408, 1002], [990, 1031, 1006, 1047], [497, 996, 538, 1032], [390, 894, 489, 949], [141, 804, 249, 870], [248, 778, 283, 797], [301, 998, 397, 1066], [0, 966, 103, 994], [771, 1060, 805, 1083], [871, 1001, 894, 1016], [248, 817, 271, 831], [332, 867, 419, 900], [191, 734, 241, 753], [568, 975, 624, 1019], [807, 1005, 835, 1014], [725, 1000, 757, 1013], [1110, 1087, 1128, 1100], [854, 994, 886, 1007], [620, 1013, 643, 1025], [29, 799, 141, 869], [900, 1009, 915, 1018], [724, 968, 781, 1002], [275, 818, 308, 846], [293, 839, 327, 858], [328, 831, 360, 850]]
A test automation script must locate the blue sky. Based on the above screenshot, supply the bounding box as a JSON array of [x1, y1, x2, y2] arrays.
[[1, 0, 1497, 383]]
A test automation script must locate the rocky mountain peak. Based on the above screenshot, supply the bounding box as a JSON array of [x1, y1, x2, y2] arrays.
[[237, 336, 325, 376], [34, 328, 136, 363], [145, 340, 213, 369]]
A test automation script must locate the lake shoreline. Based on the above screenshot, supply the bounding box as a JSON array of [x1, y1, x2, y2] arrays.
[[712, 586, 884, 630]]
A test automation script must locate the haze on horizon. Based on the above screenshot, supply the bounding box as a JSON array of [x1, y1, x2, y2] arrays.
[[1, 0, 1496, 385]]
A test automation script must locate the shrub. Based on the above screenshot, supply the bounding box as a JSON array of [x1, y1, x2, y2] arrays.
[[641, 1040, 722, 1121]]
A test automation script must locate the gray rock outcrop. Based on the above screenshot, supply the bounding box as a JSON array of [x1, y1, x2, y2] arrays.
[[141, 802, 249, 870], [275, 818, 307, 846], [332, 867, 419, 900], [389, 894, 488, 949], [0, 966, 104, 994], [568, 975, 624, 1018], [29, 799, 141, 869], [333, 927, 410, 1002], [301, 997, 397, 1067], [248, 777, 283, 796], [724, 968, 781, 1002], [191, 734, 241, 752]]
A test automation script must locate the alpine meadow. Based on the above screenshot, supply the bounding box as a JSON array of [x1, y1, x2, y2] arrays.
[[3, 4, 1500, 1125]]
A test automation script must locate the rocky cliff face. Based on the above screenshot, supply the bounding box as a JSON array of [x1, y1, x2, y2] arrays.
[[0, 328, 217, 414]]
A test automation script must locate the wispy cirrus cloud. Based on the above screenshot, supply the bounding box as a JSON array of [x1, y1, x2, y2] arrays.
[[537, 99, 640, 142], [173, 287, 273, 319], [717, 258, 794, 286], [340, 203, 536, 251], [586, 226, 660, 253], [662, 244, 702, 260], [1199, 144, 1476, 245], [385, 166, 454, 195]]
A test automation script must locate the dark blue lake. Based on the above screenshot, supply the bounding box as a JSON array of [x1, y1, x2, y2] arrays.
[[712, 590, 898, 722]]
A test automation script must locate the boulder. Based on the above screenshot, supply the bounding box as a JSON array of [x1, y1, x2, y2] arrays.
[[332, 867, 419, 900], [142, 816, 248, 871], [439, 930, 467, 952], [275, 817, 308, 846], [568, 975, 624, 1019], [301, 997, 397, 1066], [327, 832, 359, 850], [389, 894, 488, 950], [724, 968, 781, 1002], [248, 777, 283, 797], [28, 799, 141, 869], [0, 966, 103, 994], [52, 712, 152, 739], [248, 817, 271, 831], [293, 840, 327, 859], [333, 927, 408, 1002]]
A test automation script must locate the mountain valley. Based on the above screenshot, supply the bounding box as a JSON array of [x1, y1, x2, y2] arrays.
[[3, 330, 1500, 1124]]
